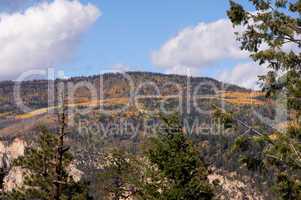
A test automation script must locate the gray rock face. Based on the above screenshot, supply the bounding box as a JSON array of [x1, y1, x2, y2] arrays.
[[0, 143, 10, 170], [208, 168, 265, 200], [0, 138, 26, 191], [0, 138, 82, 192], [3, 167, 25, 192]]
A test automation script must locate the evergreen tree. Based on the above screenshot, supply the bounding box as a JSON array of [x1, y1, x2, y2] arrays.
[[137, 114, 214, 200], [227, 1, 301, 199], [98, 114, 214, 200], [3, 103, 92, 200], [227, 0, 301, 111]]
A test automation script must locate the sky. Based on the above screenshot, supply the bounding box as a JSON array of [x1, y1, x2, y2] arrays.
[[0, 0, 268, 89]]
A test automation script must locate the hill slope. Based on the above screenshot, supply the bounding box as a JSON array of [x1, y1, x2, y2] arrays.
[[0, 72, 247, 114]]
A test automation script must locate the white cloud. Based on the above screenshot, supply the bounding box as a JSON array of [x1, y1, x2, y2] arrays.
[[111, 64, 130, 72], [0, 0, 100, 80], [152, 16, 298, 88], [217, 62, 269, 89], [151, 19, 249, 71]]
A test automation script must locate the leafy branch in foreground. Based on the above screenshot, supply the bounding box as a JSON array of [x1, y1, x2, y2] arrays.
[[227, 1, 301, 199]]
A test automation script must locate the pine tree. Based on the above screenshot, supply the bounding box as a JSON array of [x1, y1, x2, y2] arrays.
[[3, 105, 92, 199], [227, 1, 301, 199], [98, 114, 214, 200], [227, 0, 301, 110], [137, 114, 214, 200]]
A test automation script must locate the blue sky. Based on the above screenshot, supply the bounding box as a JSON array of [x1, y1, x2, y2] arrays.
[[65, 0, 252, 76], [0, 0, 264, 88]]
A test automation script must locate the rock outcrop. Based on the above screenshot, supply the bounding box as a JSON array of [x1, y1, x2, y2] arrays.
[[208, 168, 266, 200], [3, 167, 25, 192], [0, 138, 83, 192], [0, 138, 26, 191]]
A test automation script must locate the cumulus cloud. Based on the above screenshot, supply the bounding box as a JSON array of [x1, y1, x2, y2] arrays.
[[0, 0, 100, 80], [217, 62, 269, 89], [152, 16, 298, 88], [151, 19, 249, 72]]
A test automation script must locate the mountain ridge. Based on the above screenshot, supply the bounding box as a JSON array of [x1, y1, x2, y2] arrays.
[[0, 71, 249, 114]]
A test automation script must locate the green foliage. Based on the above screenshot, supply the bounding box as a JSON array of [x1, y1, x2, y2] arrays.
[[274, 172, 301, 200], [227, 0, 301, 110], [97, 149, 140, 200], [227, 1, 301, 199], [138, 114, 214, 200], [231, 135, 267, 172], [212, 106, 234, 129], [231, 127, 301, 199], [3, 126, 92, 200], [97, 114, 214, 200]]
